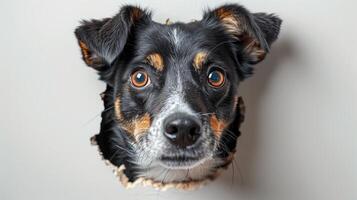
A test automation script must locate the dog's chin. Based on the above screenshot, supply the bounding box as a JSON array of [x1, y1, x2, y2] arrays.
[[158, 155, 210, 170], [139, 153, 220, 183]]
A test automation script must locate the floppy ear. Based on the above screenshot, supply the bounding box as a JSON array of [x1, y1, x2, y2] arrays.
[[202, 4, 282, 78], [74, 6, 151, 71]]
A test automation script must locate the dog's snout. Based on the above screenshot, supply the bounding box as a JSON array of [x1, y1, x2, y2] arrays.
[[164, 114, 201, 148]]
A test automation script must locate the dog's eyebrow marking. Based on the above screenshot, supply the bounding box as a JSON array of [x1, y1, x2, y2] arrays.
[[193, 51, 208, 71], [209, 114, 227, 138], [145, 53, 164, 71]]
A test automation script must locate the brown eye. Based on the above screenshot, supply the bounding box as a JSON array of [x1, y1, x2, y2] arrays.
[[208, 69, 225, 88], [130, 70, 150, 88]]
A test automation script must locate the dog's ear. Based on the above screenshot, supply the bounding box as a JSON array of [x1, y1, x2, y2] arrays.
[[202, 4, 282, 78], [74, 6, 151, 71]]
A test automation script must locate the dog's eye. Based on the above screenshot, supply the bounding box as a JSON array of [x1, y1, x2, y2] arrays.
[[130, 70, 150, 88], [208, 69, 225, 88]]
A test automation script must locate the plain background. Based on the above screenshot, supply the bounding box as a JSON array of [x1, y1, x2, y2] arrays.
[[1, 0, 356, 199]]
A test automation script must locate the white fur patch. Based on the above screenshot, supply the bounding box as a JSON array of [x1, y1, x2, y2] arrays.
[[139, 157, 222, 183], [171, 28, 181, 46]]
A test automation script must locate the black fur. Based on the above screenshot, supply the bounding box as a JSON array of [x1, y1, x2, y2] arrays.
[[75, 4, 281, 183]]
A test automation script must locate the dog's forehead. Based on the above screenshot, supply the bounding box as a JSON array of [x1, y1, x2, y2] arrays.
[[136, 22, 215, 60]]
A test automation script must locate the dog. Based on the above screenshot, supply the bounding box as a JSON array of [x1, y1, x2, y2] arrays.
[[75, 3, 281, 189]]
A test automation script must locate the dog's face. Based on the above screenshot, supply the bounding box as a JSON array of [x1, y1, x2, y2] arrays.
[[75, 4, 281, 185]]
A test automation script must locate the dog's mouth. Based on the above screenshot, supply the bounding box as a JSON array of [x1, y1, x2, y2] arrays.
[[156, 130, 216, 170], [159, 153, 209, 169]]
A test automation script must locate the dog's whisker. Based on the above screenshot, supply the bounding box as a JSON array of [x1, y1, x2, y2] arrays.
[[224, 129, 240, 140], [195, 112, 215, 116], [81, 106, 114, 127], [231, 158, 235, 188], [210, 128, 237, 141], [212, 136, 232, 155], [109, 148, 122, 162], [112, 144, 135, 156], [185, 169, 190, 179], [199, 113, 215, 116], [231, 157, 243, 184], [162, 168, 171, 183]]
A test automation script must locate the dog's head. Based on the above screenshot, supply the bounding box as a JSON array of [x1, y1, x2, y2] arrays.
[[75, 4, 281, 187]]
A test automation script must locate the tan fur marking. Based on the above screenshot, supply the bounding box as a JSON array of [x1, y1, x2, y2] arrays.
[[216, 8, 234, 19], [215, 8, 266, 62], [215, 8, 242, 36], [79, 41, 92, 65], [114, 97, 123, 121], [133, 113, 151, 139], [193, 52, 207, 71], [114, 95, 151, 140], [242, 35, 266, 62], [146, 53, 164, 71], [209, 114, 227, 138], [121, 113, 151, 140], [130, 7, 143, 22]]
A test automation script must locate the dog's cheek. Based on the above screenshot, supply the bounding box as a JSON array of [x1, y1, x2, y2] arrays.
[[209, 95, 239, 138], [114, 96, 123, 121], [209, 114, 227, 139], [114, 96, 152, 141], [121, 113, 152, 141]]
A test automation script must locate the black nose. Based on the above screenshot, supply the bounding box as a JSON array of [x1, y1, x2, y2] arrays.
[[164, 114, 201, 148]]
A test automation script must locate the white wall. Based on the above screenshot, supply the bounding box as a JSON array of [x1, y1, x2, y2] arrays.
[[1, 0, 356, 200]]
